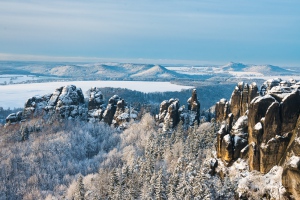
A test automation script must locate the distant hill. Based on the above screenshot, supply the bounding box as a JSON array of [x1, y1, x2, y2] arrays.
[[221, 62, 248, 71], [221, 62, 294, 75], [130, 65, 178, 79], [0, 61, 187, 80]]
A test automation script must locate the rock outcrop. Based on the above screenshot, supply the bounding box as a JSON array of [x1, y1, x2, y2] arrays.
[[20, 85, 86, 120], [5, 85, 135, 128], [215, 82, 258, 164], [216, 79, 300, 173], [6, 111, 23, 123], [87, 87, 105, 122], [156, 89, 200, 131], [216, 82, 258, 123], [187, 89, 201, 125]]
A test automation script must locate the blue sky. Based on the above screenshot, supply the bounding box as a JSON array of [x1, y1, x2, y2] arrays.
[[0, 0, 299, 66]]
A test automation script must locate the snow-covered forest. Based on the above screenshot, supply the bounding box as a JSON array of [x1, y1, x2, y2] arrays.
[[0, 109, 239, 199]]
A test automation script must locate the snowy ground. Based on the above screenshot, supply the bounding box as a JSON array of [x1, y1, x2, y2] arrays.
[[166, 66, 300, 80], [0, 81, 193, 109], [0, 74, 57, 85]]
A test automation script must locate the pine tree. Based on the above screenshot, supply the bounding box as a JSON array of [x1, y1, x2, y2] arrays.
[[167, 174, 178, 200], [74, 175, 85, 200]]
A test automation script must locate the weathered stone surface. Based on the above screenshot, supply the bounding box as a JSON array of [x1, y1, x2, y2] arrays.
[[87, 87, 105, 122], [230, 86, 241, 120], [157, 89, 201, 131], [248, 142, 260, 171], [221, 134, 233, 163], [231, 115, 248, 160], [5, 85, 136, 128], [263, 102, 281, 142], [216, 78, 300, 175], [163, 99, 180, 129], [248, 82, 259, 103], [248, 95, 277, 143], [233, 135, 248, 160], [215, 98, 229, 122], [158, 100, 170, 123], [5, 111, 23, 123], [88, 87, 104, 110], [217, 124, 228, 158], [280, 90, 300, 133], [282, 156, 300, 199], [156, 98, 182, 131], [187, 89, 201, 125], [103, 95, 121, 125], [227, 82, 258, 120], [240, 144, 249, 159], [241, 83, 249, 116], [48, 87, 63, 106], [260, 133, 291, 173]]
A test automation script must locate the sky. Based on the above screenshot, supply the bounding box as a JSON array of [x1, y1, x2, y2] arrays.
[[0, 0, 300, 66]]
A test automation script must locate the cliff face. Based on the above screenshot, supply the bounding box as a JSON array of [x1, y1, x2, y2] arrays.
[[216, 78, 300, 198]]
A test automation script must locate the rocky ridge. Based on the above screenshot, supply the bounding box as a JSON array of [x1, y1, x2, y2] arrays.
[[6, 85, 138, 129], [215, 78, 300, 198]]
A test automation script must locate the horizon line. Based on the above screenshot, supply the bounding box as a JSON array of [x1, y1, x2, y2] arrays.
[[0, 53, 299, 67]]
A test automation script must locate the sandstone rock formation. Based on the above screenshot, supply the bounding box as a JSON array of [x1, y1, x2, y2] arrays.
[[216, 79, 300, 170], [6, 111, 23, 123], [21, 85, 86, 120], [187, 89, 201, 125], [5, 85, 135, 128], [156, 89, 200, 131], [102, 95, 135, 128], [216, 82, 258, 122], [87, 87, 105, 122]]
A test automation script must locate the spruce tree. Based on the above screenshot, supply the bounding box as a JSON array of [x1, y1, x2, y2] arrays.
[[155, 169, 167, 200], [74, 175, 85, 200]]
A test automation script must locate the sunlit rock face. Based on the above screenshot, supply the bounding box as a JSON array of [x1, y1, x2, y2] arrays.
[[216, 82, 258, 164], [216, 79, 300, 183]]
